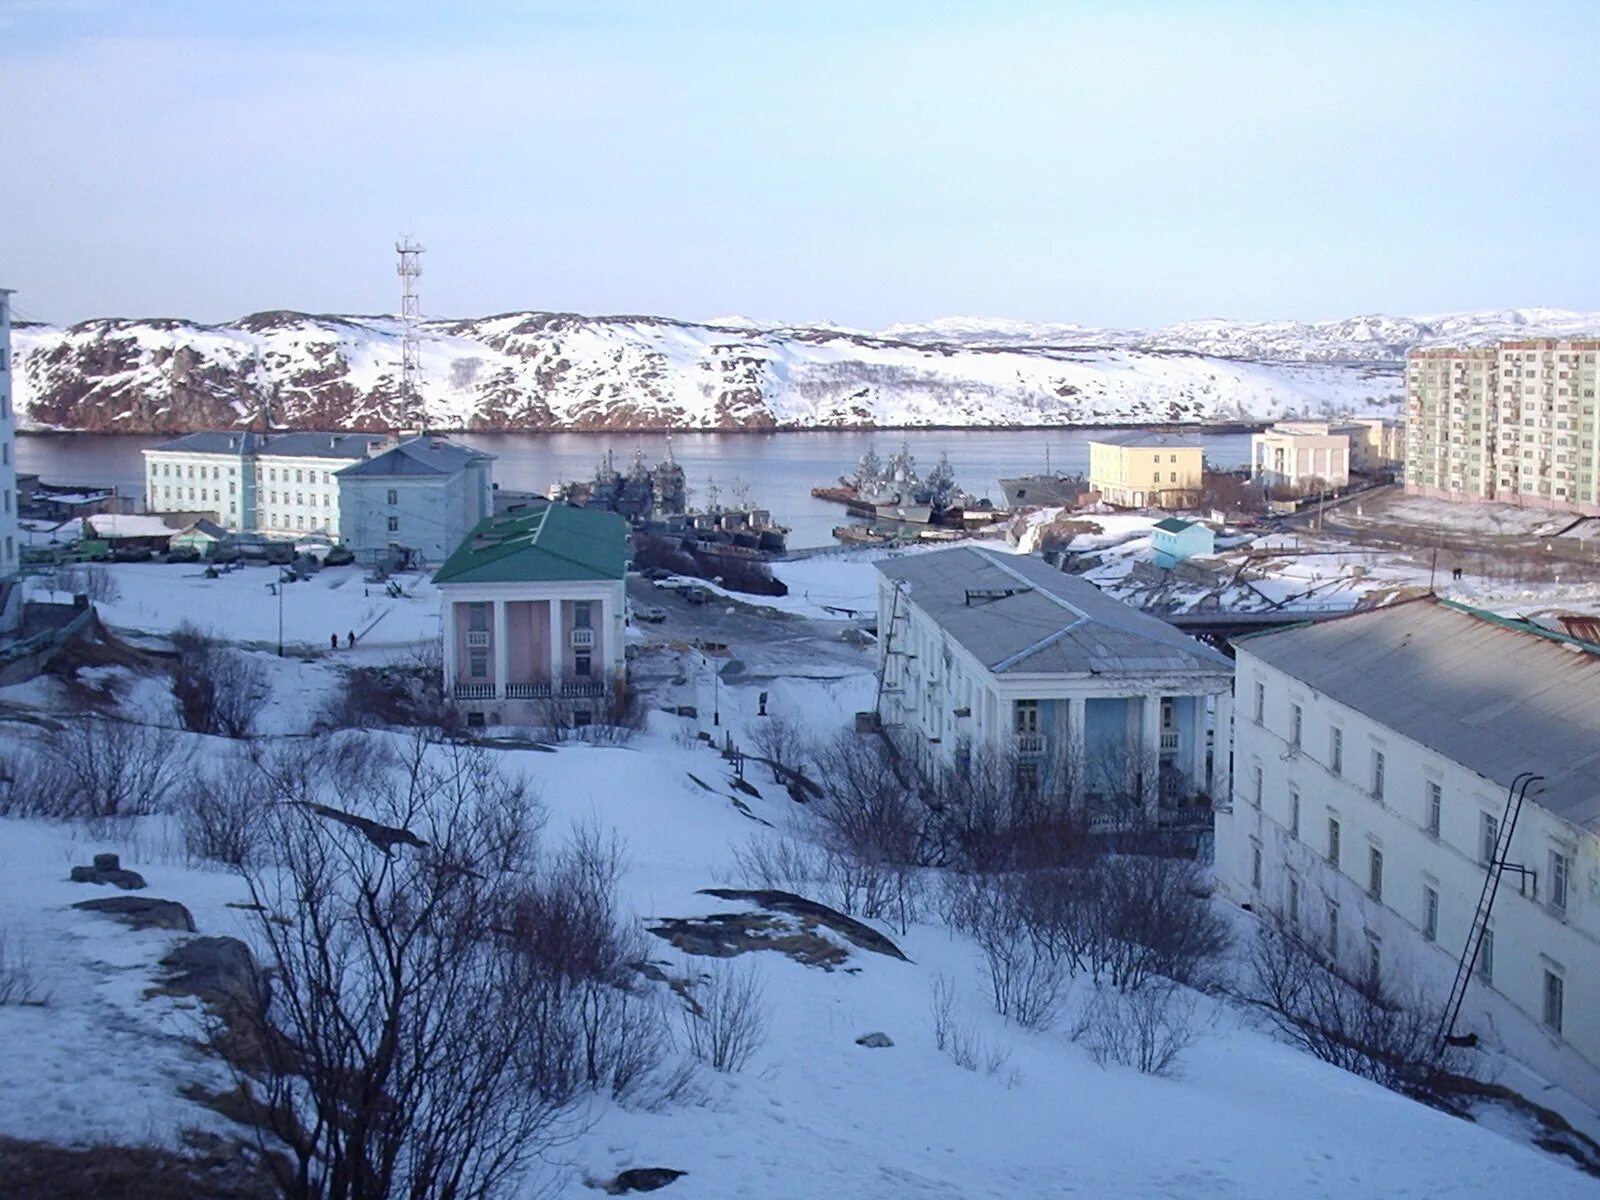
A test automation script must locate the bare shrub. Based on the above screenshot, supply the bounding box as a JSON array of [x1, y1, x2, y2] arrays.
[[170, 624, 268, 738], [50, 564, 121, 603], [1080, 856, 1230, 994], [930, 974, 1013, 1077], [1078, 982, 1198, 1077], [679, 958, 767, 1073], [971, 898, 1067, 1030], [533, 690, 648, 746], [0, 720, 186, 820], [175, 771, 267, 868], [730, 831, 926, 935], [317, 648, 458, 732], [0, 926, 46, 1007], [748, 713, 807, 782], [1236, 919, 1452, 1096]]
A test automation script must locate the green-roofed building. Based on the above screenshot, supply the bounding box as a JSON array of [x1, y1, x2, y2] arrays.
[[433, 502, 629, 727], [1149, 516, 1214, 568]]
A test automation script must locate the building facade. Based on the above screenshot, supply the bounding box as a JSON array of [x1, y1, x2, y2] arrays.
[[1217, 599, 1600, 1108], [1087, 431, 1204, 508], [1346, 417, 1405, 476], [875, 548, 1233, 821], [1405, 340, 1600, 515], [1249, 421, 1351, 491], [433, 502, 628, 728], [337, 436, 494, 567], [1150, 517, 1215, 567], [143, 431, 392, 536]]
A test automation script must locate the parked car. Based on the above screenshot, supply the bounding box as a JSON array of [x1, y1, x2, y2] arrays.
[[165, 545, 201, 563], [632, 604, 668, 623], [681, 586, 709, 606], [323, 544, 356, 567]]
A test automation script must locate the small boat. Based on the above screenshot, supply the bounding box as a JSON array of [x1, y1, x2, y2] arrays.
[[998, 445, 1090, 509]]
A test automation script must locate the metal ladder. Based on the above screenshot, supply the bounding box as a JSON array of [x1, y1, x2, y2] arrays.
[[1433, 772, 1543, 1059], [873, 579, 911, 724]]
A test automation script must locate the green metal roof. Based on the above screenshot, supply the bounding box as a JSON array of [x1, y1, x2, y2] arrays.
[[432, 502, 629, 585], [1151, 517, 1197, 534]]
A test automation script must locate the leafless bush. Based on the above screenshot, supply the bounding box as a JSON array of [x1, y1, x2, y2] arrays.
[[175, 769, 268, 868], [930, 974, 1013, 1077], [920, 748, 1087, 871], [170, 623, 268, 738], [317, 649, 459, 733], [50, 564, 121, 603], [1235, 919, 1453, 1096], [730, 831, 927, 935], [533, 689, 648, 746], [748, 713, 807, 781], [679, 958, 767, 1073], [1078, 982, 1198, 1077], [0, 926, 46, 1007], [233, 730, 651, 1200], [1079, 856, 1230, 994], [0, 720, 186, 820], [971, 897, 1068, 1030]]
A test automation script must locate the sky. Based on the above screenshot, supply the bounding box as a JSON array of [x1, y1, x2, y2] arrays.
[[2, 0, 1598, 329]]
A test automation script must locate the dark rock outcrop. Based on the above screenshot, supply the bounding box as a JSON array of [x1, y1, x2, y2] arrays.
[[73, 896, 195, 932], [68, 853, 146, 890]]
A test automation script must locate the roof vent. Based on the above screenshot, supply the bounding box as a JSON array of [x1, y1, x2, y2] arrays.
[[965, 586, 1032, 606]]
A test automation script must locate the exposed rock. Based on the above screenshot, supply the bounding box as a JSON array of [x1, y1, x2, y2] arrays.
[[73, 896, 195, 932], [67, 853, 146, 891], [158, 937, 267, 1014], [647, 888, 909, 970], [605, 1167, 686, 1194], [699, 888, 910, 962], [855, 1031, 894, 1048], [299, 801, 427, 853]]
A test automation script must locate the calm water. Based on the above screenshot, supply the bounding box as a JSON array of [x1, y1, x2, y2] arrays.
[[18, 429, 1254, 550]]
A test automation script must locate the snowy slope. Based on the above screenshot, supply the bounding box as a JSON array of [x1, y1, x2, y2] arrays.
[[14, 307, 1600, 435]]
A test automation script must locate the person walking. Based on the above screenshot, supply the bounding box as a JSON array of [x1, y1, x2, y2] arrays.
[[330, 633, 338, 651], [346, 630, 356, 648]]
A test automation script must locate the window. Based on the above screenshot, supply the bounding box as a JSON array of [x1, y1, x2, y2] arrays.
[[1425, 781, 1441, 837], [296, 470, 304, 483], [1252, 763, 1263, 808], [1423, 887, 1439, 942], [1368, 847, 1383, 902], [1480, 812, 1499, 866], [1015, 762, 1040, 799], [468, 651, 487, 678], [467, 602, 488, 632], [1365, 934, 1382, 986], [1251, 839, 1262, 889], [1289, 704, 1303, 748], [1544, 970, 1565, 1035], [387, 489, 399, 506], [1327, 817, 1341, 868], [1254, 681, 1265, 723], [387, 516, 399, 533], [1371, 751, 1385, 801], [574, 601, 593, 629], [1476, 928, 1493, 984], [1329, 726, 1343, 775], [574, 651, 593, 677], [1327, 902, 1340, 956], [573, 708, 593, 730], [1289, 789, 1300, 839], [1015, 700, 1040, 734], [1288, 875, 1300, 925], [1549, 850, 1570, 913]]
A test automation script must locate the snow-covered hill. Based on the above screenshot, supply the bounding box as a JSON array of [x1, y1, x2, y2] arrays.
[[13, 306, 1598, 435]]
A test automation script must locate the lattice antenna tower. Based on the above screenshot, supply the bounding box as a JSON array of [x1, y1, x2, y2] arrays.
[[396, 235, 425, 432]]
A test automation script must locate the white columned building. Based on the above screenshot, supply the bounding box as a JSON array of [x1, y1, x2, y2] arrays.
[[875, 547, 1234, 823], [433, 502, 628, 728]]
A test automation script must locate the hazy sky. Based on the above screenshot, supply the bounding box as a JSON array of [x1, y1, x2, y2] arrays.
[[3, 0, 1597, 328]]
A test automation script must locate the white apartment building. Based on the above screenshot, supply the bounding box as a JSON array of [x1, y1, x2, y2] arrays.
[[875, 547, 1234, 819], [0, 287, 19, 634], [143, 431, 391, 537], [1406, 339, 1600, 515], [1217, 598, 1600, 1108], [338, 435, 494, 567], [1249, 420, 1351, 491]]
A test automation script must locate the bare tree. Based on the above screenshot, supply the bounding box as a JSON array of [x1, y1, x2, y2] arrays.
[[678, 958, 767, 1073], [0, 719, 186, 819], [171, 623, 269, 738], [748, 712, 807, 783], [1078, 981, 1198, 1077]]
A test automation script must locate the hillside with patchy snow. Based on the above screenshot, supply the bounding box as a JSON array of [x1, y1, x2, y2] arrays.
[[14, 307, 1599, 435]]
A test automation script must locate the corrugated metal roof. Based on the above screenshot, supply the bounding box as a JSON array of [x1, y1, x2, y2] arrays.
[[1234, 598, 1600, 832], [337, 436, 493, 478], [1086, 430, 1204, 449], [432, 502, 628, 585], [876, 547, 1231, 679]]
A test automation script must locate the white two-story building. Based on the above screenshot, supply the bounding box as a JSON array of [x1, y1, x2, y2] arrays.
[[337, 435, 494, 568], [143, 431, 392, 537], [875, 547, 1234, 820], [433, 502, 629, 729], [1218, 598, 1600, 1108]]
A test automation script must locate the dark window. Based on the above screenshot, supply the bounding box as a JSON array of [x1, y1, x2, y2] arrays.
[[574, 652, 592, 677]]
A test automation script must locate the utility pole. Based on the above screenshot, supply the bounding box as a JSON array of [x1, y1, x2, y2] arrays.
[[396, 236, 425, 433]]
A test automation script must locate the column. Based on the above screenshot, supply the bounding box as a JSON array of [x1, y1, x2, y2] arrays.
[[1187, 695, 1208, 796], [441, 601, 457, 695], [1066, 696, 1086, 806], [492, 600, 509, 699], [1213, 689, 1233, 808], [548, 599, 564, 687], [1140, 693, 1162, 821]]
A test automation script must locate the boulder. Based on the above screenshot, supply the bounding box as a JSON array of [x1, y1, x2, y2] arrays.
[[74, 896, 195, 932], [606, 1167, 686, 1194], [160, 937, 267, 1014], [68, 853, 146, 891], [855, 1031, 894, 1048]]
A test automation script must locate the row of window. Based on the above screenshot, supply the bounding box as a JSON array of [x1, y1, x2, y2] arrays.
[[150, 463, 339, 485]]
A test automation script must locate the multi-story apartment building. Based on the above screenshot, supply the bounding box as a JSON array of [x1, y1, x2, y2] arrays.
[[1217, 598, 1600, 1108], [1405, 340, 1600, 514], [1345, 416, 1405, 476], [338, 435, 494, 567], [0, 287, 19, 634], [1087, 431, 1204, 508], [143, 431, 391, 536], [875, 547, 1233, 818], [1249, 420, 1351, 491]]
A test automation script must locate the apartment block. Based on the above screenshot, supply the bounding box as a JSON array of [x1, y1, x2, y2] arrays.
[[1405, 340, 1600, 514]]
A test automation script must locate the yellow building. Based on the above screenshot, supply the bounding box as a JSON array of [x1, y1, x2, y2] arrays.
[[1087, 431, 1204, 508]]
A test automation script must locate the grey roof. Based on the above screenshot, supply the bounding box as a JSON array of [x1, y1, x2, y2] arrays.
[[150, 431, 390, 459], [1235, 598, 1600, 832], [876, 547, 1232, 678], [337, 436, 494, 479], [1087, 430, 1204, 449]]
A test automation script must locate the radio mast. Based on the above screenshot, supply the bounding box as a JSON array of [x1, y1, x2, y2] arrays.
[[396, 235, 425, 432]]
